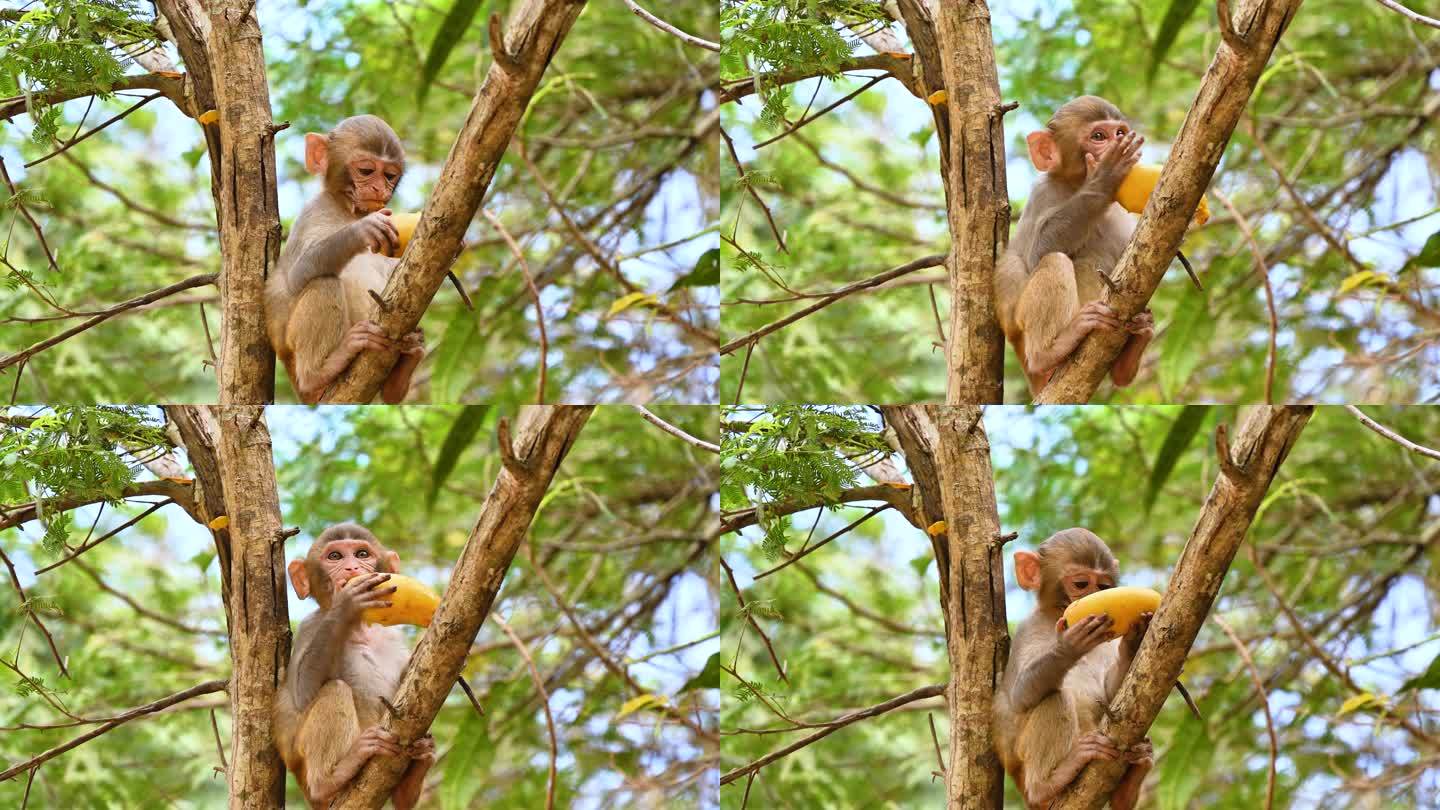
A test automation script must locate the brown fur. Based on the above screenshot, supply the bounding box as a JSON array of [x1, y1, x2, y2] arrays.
[[266, 116, 409, 403], [994, 529, 1126, 808], [995, 96, 1139, 396]]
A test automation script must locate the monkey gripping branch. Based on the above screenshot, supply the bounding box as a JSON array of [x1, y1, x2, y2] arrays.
[[1051, 405, 1313, 809], [321, 0, 589, 403], [330, 406, 594, 809], [1035, 0, 1304, 404]]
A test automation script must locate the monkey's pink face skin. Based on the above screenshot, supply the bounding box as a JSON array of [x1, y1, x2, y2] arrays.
[[346, 155, 403, 215], [320, 539, 384, 591], [1079, 119, 1134, 162], [1059, 566, 1116, 605]]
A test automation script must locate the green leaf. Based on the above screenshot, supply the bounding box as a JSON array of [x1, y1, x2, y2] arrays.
[[678, 652, 720, 694], [419, 0, 492, 106], [1149, 0, 1203, 82], [1408, 229, 1440, 270], [670, 248, 719, 290], [428, 405, 491, 509], [1157, 290, 1216, 399], [1398, 651, 1440, 694], [1157, 714, 1215, 810], [1144, 406, 1209, 514]]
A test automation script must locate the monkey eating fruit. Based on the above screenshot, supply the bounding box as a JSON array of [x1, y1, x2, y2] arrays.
[[1062, 585, 1162, 636], [1114, 165, 1211, 225], [351, 572, 440, 627]]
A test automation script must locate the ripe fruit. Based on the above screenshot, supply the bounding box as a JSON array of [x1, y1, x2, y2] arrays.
[[389, 211, 421, 254], [1115, 164, 1210, 226], [358, 573, 440, 627], [1062, 586, 1161, 636]]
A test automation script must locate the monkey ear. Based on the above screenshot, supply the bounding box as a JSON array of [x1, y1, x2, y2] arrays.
[[303, 133, 329, 176], [1026, 131, 1060, 173], [1014, 551, 1043, 591], [384, 549, 400, 572], [288, 559, 311, 600]]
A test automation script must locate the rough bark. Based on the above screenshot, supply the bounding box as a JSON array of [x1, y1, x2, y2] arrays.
[[1052, 405, 1313, 809], [322, 0, 588, 402], [932, 2, 1009, 404], [213, 407, 290, 808], [1035, 0, 1304, 403], [165, 406, 235, 622], [157, 0, 281, 404], [883, 406, 1008, 809], [331, 405, 594, 808]]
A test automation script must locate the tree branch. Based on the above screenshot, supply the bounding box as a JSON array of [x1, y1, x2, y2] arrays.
[[1035, 0, 1304, 403]]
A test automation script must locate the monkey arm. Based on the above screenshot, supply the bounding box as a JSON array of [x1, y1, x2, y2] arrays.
[[1025, 186, 1115, 268], [286, 226, 364, 295], [1009, 646, 1080, 713], [1109, 332, 1150, 387], [287, 612, 355, 709]]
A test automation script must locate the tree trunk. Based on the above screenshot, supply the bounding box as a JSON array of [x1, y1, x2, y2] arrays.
[[156, 0, 281, 404], [933, 3, 1009, 404], [164, 406, 235, 627], [214, 407, 290, 808], [332, 405, 594, 808], [1036, 0, 1304, 404], [322, 0, 588, 402], [1051, 405, 1313, 809], [883, 406, 1009, 809]]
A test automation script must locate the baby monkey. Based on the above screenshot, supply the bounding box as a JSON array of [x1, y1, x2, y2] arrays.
[[266, 115, 425, 404], [273, 523, 435, 808], [993, 528, 1154, 809], [996, 96, 1154, 396]]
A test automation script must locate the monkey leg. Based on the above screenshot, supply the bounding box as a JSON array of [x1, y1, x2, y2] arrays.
[[1014, 253, 1081, 390], [293, 680, 362, 806], [287, 278, 351, 403], [1013, 691, 1080, 806], [1016, 253, 1124, 393]]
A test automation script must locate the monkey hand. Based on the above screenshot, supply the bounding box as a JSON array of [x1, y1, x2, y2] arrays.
[[333, 571, 397, 620], [353, 726, 406, 759], [1055, 613, 1116, 659], [1084, 131, 1144, 194], [1123, 737, 1154, 766], [1124, 309, 1154, 338], [351, 209, 400, 257], [1074, 301, 1126, 334], [1072, 730, 1124, 764], [1120, 610, 1153, 659], [406, 734, 436, 763], [398, 329, 425, 358]]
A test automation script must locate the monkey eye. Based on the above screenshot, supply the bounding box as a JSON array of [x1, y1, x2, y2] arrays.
[[1090, 131, 1105, 141], [1073, 578, 1089, 589], [356, 549, 370, 558], [357, 167, 374, 176], [385, 173, 398, 184], [327, 551, 342, 560]]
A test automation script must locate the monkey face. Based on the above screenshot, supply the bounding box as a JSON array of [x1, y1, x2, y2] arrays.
[[1076, 119, 1134, 167], [288, 534, 400, 608], [1058, 566, 1116, 604], [344, 154, 404, 215]]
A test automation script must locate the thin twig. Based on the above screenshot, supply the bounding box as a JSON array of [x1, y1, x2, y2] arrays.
[[621, 0, 720, 51], [719, 682, 945, 785], [494, 615, 557, 810], [0, 274, 217, 372], [24, 93, 165, 169], [1213, 189, 1277, 403], [720, 254, 946, 355], [0, 544, 69, 677], [1372, 0, 1440, 29], [34, 500, 172, 575], [0, 679, 228, 782], [719, 556, 789, 684], [1213, 615, 1274, 810], [1344, 405, 1440, 461], [482, 209, 547, 404], [753, 75, 889, 150], [0, 157, 59, 271], [751, 505, 890, 580], [632, 405, 719, 453]]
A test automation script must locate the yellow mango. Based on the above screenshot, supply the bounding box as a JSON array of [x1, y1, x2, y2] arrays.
[[1062, 586, 1161, 636], [388, 211, 421, 255], [1115, 164, 1210, 226], [358, 573, 440, 627]]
